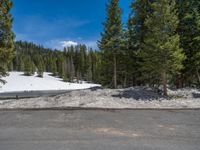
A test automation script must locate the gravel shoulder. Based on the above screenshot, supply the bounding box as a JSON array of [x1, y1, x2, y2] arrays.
[[0, 87, 200, 109]]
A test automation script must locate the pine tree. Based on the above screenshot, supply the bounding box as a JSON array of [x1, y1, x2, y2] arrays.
[[19, 57, 25, 71], [24, 56, 33, 76], [31, 62, 36, 75], [37, 57, 44, 77], [57, 54, 65, 79], [127, 0, 152, 86], [37, 62, 44, 77], [141, 0, 185, 95], [52, 58, 57, 76], [98, 0, 122, 88], [177, 0, 200, 86], [79, 46, 85, 81], [69, 50, 75, 82], [0, 0, 14, 83], [8, 61, 13, 71], [86, 50, 93, 81], [89, 50, 95, 82], [118, 29, 129, 87], [92, 51, 101, 83]]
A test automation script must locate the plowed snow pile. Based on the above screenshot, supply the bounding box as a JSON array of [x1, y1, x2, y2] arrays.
[[0, 87, 200, 109]]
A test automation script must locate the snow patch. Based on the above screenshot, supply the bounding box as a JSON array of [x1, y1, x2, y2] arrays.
[[0, 72, 100, 93]]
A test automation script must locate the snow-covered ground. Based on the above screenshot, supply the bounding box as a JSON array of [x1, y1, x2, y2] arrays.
[[0, 86, 200, 109], [0, 72, 100, 93]]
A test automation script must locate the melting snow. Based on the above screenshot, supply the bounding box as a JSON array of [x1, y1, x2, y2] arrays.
[[0, 72, 100, 93]]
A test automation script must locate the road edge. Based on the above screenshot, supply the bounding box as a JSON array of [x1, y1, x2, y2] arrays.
[[0, 107, 200, 111]]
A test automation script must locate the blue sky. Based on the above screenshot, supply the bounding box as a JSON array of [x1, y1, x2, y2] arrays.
[[12, 0, 131, 50]]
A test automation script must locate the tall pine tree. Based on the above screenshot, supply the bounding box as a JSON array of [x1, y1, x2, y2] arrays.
[[98, 0, 122, 88], [177, 0, 200, 86], [141, 0, 185, 95], [0, 0, 14, 83], [127, 0, 152, 86]]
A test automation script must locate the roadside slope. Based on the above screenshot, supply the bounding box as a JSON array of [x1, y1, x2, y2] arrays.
[[0, 87, 200, 109]]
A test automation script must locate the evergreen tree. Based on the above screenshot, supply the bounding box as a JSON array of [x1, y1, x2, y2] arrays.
[[37, 57, 44, 77], [98, 0, 122, 88], [37, 62, 44, 77], [19, 57, 25, 71], [79, 46, 85, 81], [177, 0, 200, 86], [57, 54, 65, 78], [24, 56, 33, 76], [141, 0, 185, 95], [86, 50, 93, 81], [0, 0, 14, 83], [8, 61, 13, 71], [91, 51, 101, 83], [127, 0, 152, 86], [118, 29, 129, 87], [52, 58, 57, 76], [31, 62, 36, 75], [67, 46, 75, 82]]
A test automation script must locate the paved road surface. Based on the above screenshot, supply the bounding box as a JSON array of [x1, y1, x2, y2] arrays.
[[0, 90, 72, 99], [0, 109, 199, 150]]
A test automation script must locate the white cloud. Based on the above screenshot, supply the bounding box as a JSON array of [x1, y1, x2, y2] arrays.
[[44, 39, 98, 50], [61, 41, 78, 47]]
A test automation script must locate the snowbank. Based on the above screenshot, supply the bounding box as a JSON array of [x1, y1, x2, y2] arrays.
[[0, 72, 101, 93], [0, 87, 200, 109]]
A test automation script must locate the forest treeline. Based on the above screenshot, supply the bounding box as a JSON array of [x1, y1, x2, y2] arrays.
[[0, 0, 199, 95], [9, 41, 101, 83]]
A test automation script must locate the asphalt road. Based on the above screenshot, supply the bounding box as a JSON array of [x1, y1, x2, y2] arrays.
[[0, 109, 199, 150], [0, 90, 71, 99]]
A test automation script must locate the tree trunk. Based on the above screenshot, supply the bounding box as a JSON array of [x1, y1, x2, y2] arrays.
[[70, 57, 74, 82], [113, 54, 117, 89], [176, 74, 182, 89], [162, 71, 168, 96], [77, 71, 79, 83], [123, 74, 127, 88], [196, 69, 200, 85]]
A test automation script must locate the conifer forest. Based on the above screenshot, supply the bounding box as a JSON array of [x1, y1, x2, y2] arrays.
[[1, 0, 200, 96]]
